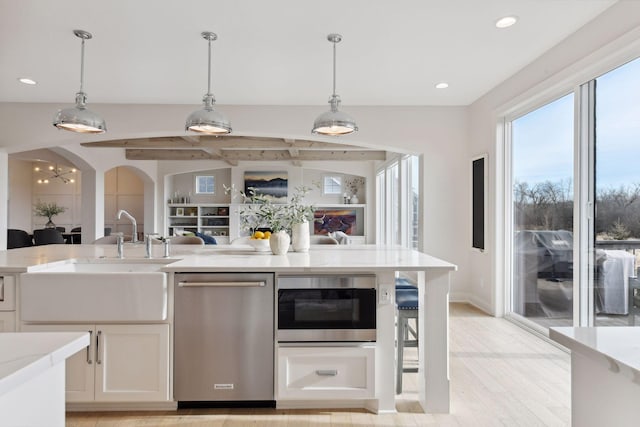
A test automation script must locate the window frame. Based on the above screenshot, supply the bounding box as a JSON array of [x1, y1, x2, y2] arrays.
[[195, 175, 215, 195], [322, 175, 343, 196]]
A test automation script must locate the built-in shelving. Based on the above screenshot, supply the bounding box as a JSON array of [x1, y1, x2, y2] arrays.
[[167, 204, 230, 244]]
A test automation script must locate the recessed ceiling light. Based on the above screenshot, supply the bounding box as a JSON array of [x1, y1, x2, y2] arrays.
[[18, 77, 37, 85], [495, 15, 518, 29], [435, 82, 449, 89]]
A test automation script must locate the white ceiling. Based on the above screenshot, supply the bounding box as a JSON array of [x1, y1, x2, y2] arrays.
[[1, 0, 616, 107]]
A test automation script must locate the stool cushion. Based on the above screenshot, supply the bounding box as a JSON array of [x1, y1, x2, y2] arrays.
[[396, 288, 418, 310], [395, 278, 417, 289]]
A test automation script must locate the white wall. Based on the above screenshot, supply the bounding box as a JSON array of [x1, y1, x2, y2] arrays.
[[7, 159, 32, 232], [467, 2, 640, 315]]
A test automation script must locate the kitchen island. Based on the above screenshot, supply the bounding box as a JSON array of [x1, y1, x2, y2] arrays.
[[0, 244, 456, 414], [0, 332, 89, 427], [550, 327, 640, 427]]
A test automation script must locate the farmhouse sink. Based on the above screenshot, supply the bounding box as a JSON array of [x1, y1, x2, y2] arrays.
[[20, 258, 177, 322]]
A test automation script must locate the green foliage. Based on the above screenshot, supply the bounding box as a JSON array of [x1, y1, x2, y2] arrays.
[[608, 218, 631, 240], [224, 183, 318, 233], [33, 200, 66, 219]]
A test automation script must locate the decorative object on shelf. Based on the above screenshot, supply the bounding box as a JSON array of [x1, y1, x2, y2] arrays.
[[344, 176, 365, 203], [53, 30, 106, 134], [312, 33, 358, 136], [34, 163, 77, 184], [269, 230, 290, 255], [244, 171, 288, 203], [34, 200, 67, 229], [314, 208, 356, 235], [185, 31, 231, 135], [176, 207, 184, 216]]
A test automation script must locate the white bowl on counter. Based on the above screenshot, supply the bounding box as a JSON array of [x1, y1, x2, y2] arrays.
[[248, 238, 271, 252]]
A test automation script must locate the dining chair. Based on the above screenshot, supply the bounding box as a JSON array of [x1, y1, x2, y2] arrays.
[[7, 229, 33, 249], [169, 236, 205, 245], [33, 228, 65, 246], [313, 236, 339, 245], [92, 235, 120, 244]]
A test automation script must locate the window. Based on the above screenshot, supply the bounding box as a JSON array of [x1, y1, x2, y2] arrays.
[[323, 175, 342, 195], [376, 155, 420, 249], [195, 176, 215, 194]]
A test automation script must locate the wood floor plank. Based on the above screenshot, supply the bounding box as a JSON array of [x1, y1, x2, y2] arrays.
[[66, 303, 571, 427]]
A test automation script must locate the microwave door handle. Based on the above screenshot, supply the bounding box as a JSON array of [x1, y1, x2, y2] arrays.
[[316, 369, 338, 376], [178, 281, 266, 288]]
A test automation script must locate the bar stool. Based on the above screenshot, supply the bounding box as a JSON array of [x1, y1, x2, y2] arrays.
[[396, 285, 418, 394]]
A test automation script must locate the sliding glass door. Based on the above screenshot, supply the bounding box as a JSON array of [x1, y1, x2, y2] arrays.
[[510, 94, 575, 328], [592, 57, 640, 326], [506, 55, 640, 330]]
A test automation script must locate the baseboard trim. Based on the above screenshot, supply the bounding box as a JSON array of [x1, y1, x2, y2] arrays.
[[66, 401, 178, 412], [277, 399, 376, 412]]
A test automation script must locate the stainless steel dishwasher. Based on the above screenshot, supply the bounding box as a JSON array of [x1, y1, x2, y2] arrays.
[[174, 272, 274, 406]]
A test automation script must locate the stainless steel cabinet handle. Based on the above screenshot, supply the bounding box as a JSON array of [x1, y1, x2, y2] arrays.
[[86, 330, 93, 365], [316, 369, 338, 376], [178, 281, 266, 288], [0, 278, 4, 302], [96, 330, 102, 365]]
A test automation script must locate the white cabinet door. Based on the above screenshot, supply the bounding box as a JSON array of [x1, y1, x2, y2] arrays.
[[277, 346, 375, 400], [20, 323, 95, 402], [0, 312, 15, 332], [95, 324, 170, 402]]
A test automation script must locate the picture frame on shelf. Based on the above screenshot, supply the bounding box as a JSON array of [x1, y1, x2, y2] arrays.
[[176, 207, 184, 216], [244, 171, 288, 203]]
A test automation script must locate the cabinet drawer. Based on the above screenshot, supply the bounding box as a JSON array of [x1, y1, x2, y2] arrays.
[[277, 346, 375, 400], [0, 276, 16, 311]]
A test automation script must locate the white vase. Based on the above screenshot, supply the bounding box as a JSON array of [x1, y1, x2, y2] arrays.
[[269, 230, 290, 255], [291, 221, 310, 252], [350, 194, 359, 204]]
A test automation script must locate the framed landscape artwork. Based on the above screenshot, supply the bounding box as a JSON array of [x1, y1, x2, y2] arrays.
[[313, 208, 357, 235], [244, 171, 288, 203]]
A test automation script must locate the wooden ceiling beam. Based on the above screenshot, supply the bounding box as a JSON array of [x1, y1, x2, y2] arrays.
[[82, 136, 364, 150], [125, 149, 215, 161]]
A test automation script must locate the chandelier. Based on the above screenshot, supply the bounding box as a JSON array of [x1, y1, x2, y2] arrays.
[[35, 164, 77, 184]]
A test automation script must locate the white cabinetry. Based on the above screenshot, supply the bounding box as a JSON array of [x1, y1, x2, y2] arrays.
[[0, 276, 16, 332], [21, 323, 169, 402], [277, 345, 375, 400]]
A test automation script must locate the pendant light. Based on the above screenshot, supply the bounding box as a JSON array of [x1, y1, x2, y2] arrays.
[[185, 31, 231, 135], [312, 33, 358, 136], [53, 30, 106, 134]]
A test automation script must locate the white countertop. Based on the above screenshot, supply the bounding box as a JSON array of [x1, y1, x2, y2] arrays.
[[550, 327, 640, 378], [0, 332, 90, 397], [0, 244, 457, 273]]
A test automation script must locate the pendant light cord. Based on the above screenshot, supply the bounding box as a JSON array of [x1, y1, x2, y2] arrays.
[[79, 37, 85, 93], [332, 39, 337, 97], [207, 36, 212, 96]]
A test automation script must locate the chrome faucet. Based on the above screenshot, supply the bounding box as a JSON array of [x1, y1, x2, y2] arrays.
[[144, 234, 154, 258], [116, 209, 138, 243], [116, 234, 124, 259]]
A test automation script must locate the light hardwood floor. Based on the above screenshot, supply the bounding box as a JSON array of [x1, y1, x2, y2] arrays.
[[66, 303, 571, 426]]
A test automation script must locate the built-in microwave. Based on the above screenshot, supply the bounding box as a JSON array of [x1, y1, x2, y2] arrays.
[[276, 275, 376, 342]]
